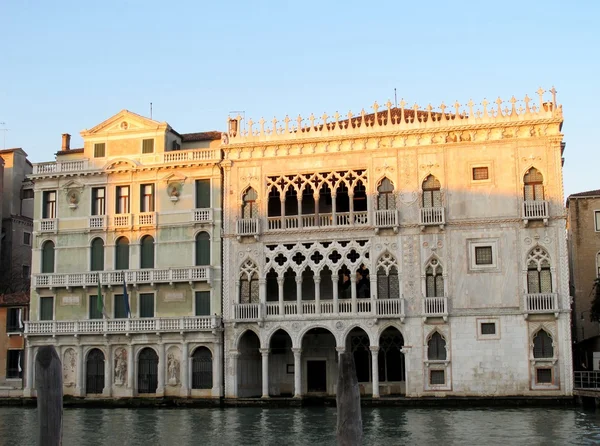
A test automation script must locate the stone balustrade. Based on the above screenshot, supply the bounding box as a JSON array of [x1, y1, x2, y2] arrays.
[[419, 207, 445, 228], [423, 297, 448, 318], [523, 200, 549, 224], [524, 293, 558, 317]]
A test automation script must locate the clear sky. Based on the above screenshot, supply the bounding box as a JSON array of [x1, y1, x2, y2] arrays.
[[1, 0, 598, 197]]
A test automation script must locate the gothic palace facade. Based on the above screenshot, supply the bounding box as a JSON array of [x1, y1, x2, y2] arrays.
[[24, 88, 573, 399]]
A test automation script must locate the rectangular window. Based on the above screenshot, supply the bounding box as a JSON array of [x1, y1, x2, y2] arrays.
[[22, 189, 34, 199], [595, 211, 600, 232], [42, 191, 57, 219], [475, 246, 493, 265], [92, 187, 106, 215], [115, 186, 130, 214], [142, 139, 154, 154], [6, 308, 22, 332], [22, 265, 30, 279], [140, 184, 155, 212], [139, 293, 154, 318], [6, 350, 23, 379], [114, 294, 127, 319], [89, 295, 103, 319], [195, 179, 211, 208], [40, 297, 54, 321], [536, 368, 553, 384], [23, 232, 31, 245], [94, 143, 106, 158], [430, 370, 445, 385], [195, 291, 211, 316], [481, 322, 496, 335], [472, 167, 489, 180]]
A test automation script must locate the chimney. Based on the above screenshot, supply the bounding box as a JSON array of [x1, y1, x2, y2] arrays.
[[61, 133, 71, 151]]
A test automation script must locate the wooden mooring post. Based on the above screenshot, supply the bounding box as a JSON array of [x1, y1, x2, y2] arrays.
[[336, 352, 363, 446], [35, 345, 63, 446]]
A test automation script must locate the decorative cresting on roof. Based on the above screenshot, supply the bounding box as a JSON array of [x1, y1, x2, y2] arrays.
[[225, 87, 561, 144]]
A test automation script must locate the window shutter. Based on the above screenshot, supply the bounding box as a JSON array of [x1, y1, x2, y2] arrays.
[[114, 295, 127, 318], [195, 180, 210, 208], [142, 139, 154, 154], [140, 237, 154, 269], [40, 297, 54, 321], [89, 295, 102, 319], [94, 143, 106, 158], [91, 239, 104, 271], [139, 293, 154, 318], [115, 240, 129, 270], [195, 233, 210, 266], [195, 291, 211, 316], [42, 242, 55, 273]]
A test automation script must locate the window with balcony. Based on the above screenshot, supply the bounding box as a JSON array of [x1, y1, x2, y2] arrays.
[[239, 260, 259, 304], [533, 330, 554, 358], [41, 240, 55, 273], [142, 139, 154, 154], [527, 247, 552, 293], [422, 175, 441, 207], [6, 350, 22, 379], [114, 294, 128, 318], [139, 293, 154, 318], [195, 232, 210, 266], [377, 178, 395, 210], [140, 184, 155, 212], [89, 295, 103, 319], [6, 308, 22, 332], [115, 186, 130, 214], [94, 143, 106, 158], [241, 187, 258, 219], [140, 235, 154, 269], [115, 237, 129, 270], [524, 167, 544, 201], [195, 179, 210, 208], [90, 237, 104, 271], [42, 190, 57, 219], [91, 187, 106, 215], [425, 258, 444, 297], [40, 296, 54, 321], [195, 291, 210, 316], [377, 254, 399, 299], [427, 332, 447, 360]]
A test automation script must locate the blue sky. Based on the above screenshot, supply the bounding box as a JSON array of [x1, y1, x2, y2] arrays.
[[1, 0, 598, 197]]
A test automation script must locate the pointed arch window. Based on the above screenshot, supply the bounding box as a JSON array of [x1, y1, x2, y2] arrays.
[[377, 253, 399, 299], [422, 175, 441, 208], [115, 237, 129, 271], [90, 238, 104, 271], [427, 332, 447, 360], [239, 260, 259, 304], [41, 240, 55, 274], [377, 178, 395, 210], [425, 258, 444, 297], [195, 232, 210, 266], [140, 235, 155, 269], [524, 168, 544, 201], [241, 188, 258, 219], [527, 247, 552, 293], [533, 330, 554, 358]]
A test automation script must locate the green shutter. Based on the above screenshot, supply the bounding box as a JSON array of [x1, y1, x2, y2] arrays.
[[91, 239, 104, 271], [115, 239, 129, 270], [139, 293, 154, 318], [140, 236, 154, 269], [195, 179, 210, 208], [114, 295, 127, 318], [41, 242, 55, 273], [195, 232, 210, 266], [195, 291, 211, 316], [40, 297, 54, 320], [89, 295, 102, 319], [142, 139, 154, 154]]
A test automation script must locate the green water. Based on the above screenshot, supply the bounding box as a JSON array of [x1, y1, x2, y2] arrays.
[[1, 406, 599, 445]]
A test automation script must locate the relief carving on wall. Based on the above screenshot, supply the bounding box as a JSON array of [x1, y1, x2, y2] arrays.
[[114, 347, 127, 386], [63, 348, 77, 387]]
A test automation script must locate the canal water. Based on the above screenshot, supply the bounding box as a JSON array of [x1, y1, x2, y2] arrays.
[[1, 406, 600, 445]]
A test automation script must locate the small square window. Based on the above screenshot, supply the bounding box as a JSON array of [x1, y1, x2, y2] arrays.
[[430, 370, 445, 385], [472, 167, 489, 181], [481, 322, 496, 335], [23, 232, 31, 245], [142, 139, 154, 154], [536, 368, 552, 384], [94, 143, 106, 158], [475, 246, 493, 265]]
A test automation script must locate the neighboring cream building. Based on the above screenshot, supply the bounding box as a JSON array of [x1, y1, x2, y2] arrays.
[[221, 89, 573, 398], [24, 111, 224, 398]]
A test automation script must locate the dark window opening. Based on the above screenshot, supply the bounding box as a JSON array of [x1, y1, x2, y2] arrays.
[[475, 246, 493, 265]]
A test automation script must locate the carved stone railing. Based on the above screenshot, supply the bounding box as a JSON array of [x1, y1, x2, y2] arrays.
[[423, 297, 448, 320], [112, 214, 132, 229], [375, 298, 405, 321], [236, 218, 260, 238], [524, 293, 558, 318], [264, 212, 369, 232], [88, 215, 106, 230], [523, 200, 549, 225], [374, 209, 399, 231], [420, 207, 445, 229], [40, 218, 57, 233], [33, 159, 89, 175], [25, 315, 221, 336], [234, 303, 260, 321], [192, 208, 213, 223], [33, 266, 211, 289], [137, 212, 156, 226]]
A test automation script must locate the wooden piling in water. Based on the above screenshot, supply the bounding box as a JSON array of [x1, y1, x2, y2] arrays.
[[35, 345, 63, 446], [336, 352, 363, 446]]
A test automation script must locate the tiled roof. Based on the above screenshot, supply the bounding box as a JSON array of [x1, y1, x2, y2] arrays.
[[181, 131, 222, 142], [0, 292, 29, 306], [568, 189, 600, 198], [56, 148, 84, 156]]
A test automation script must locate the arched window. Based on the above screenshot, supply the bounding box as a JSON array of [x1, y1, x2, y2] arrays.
[[41, 241, 55, 273], [527, 247, 552, 293], [140, 235, 154, 269], [115, 237, 129, 271], [524, 167, 544, 201], [377, 178, 395, 210], [284, 187, 298, 216], [377, 253, 399, 299], [266, 269, 279, 302], [378, 327, 405, 382], [425, 258, 444, 297], [191, 347, 213, 389], [533, 330, 554, 358], [239, 260, 259, 304], [90, 238, 104, 271], [241, 187, 258, 219], [422, 175, 441, 208], [195, 232, 210, 266], [427, 332, 447, 360]]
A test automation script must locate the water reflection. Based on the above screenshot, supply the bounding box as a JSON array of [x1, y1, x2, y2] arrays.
[[1, 406, 599, 446]]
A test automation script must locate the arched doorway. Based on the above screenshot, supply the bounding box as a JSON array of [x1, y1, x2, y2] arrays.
[[268, 329, 293, 396], [86, 348, 105, 395], [346, 327, 371, 390], [378, 327, 406, 395], [192, 347, 213, 390], [238, 330, 261, 397], [301, 327, 337, 395], [138, 348, 158, 394]]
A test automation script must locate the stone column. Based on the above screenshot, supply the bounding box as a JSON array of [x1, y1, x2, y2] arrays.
[[127, 344, 134, 395], [76, 344, 84, 397], [235, 280, 241, 305], [157, 342, 165, 396], [297, 199, 303, 228], [332, 274, 339, 313], [314, 194, 320, 226], [103, 344, 112, 397], [370, 276, 378, 316], [336, 346, 346, 361], [231, 350, 239, 398], [260, 348, 270, 398], [278, 277, 284, 316], [292, 348, 302, 398], [349, 193, 354, 224], [296, 276, 303, 315], [351, 275, 357, 313], [370, 346, 380, 398], [314, 277, 321, 314], [280, 198, 285, 228], [23, 344, 33, 397], [331, 195, 337, 225], [180, 342, 189, 397]]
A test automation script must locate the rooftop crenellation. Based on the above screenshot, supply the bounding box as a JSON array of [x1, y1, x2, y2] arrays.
[[225, 87, 562, 144]]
